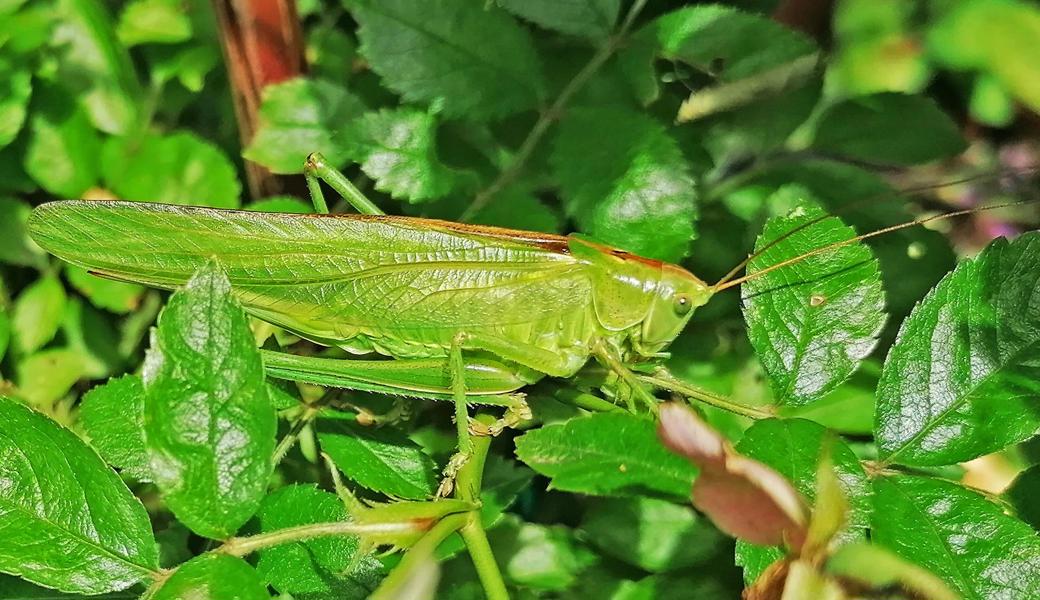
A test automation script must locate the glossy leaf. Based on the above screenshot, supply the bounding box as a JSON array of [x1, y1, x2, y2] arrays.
[[742, 193, 885, 406], [872, 474, 1040, 599], [318, 417, 437, 500], [514, 412, 698, 499], [255, 485, 382, 598], [733, 418, 869, 584], [244, 77, 365, 174], [812, 93, 966, 166], [151, 554, 269, 600], [349, 0, 545, 119], [876, 232, 1040, 466], [143, 263, 276, 539], [495, 0, 619, 39], [0, 396, 158, 593], [79, 375, 151, 480], [11, 276, 66, 355], [551, 107, 697, 262]]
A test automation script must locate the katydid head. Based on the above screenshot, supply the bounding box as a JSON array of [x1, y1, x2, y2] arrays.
[[639, 264, 713, 353]]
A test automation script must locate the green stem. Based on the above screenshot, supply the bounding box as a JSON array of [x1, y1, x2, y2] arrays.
[[639, 370, 774, 420], [458, 0, 648, 221], [371, 512, 470, 599], [219, 521, 420, 557], [554, 388, 623, 412]]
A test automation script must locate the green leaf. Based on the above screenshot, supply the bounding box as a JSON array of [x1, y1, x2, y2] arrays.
[[0, 196, 45, 268], [470, 186, 562, 234], [811, 93, 966, 166], [255, 485, 382, 598], [61, 297, 123, 379], [0, 308, 9, 363], [580, 496, 724, 573], [346, 108, 464, 203], [0, 64, 31, 148], [23, 85, 102, 198], [742, 191, 885, 406], [65, 265, 145, 314], [143, 263, 275, 539], [551, 108, 697, 262], [1005, 464, 1040, 531], [12, 275, 66, 354], [876, 232, 1040, 466], [151, 554, 269, 600], [16, 348, 87, 407], [872, 474, 1040, 599], [318, 417, 437, 500], [144, 43, 221, 93], [495, 0, 619, 39], [0, 396, 158, 593], [514, 412, 699, 499], [102, 132, 241, 208], [487, 515, 598, 590], [348, 0, 545, 119], [733, 418, 869, 584], [243, 77, 365, 174], [117, 0, 192, 46], [79, 375, 151, 480], [247, 196, 313, 213]]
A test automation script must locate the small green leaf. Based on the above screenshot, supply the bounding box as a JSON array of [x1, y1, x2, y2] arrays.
[[0, 64, 31, 148], [580, 496, 724, 573], [0, 396, 158, 593], [733, 418, 869, 584], [1005, 464, 1040, 531], [495, 0, 619, 39], [117, 0, 192, 46], [551, 107, 697, 262], [80, 375, 151, 480], [16, 347, 86, 407], [143, 263, 275, 539], [346, 108, 462, 203], [151, 554, 269, 600], [66, 265, 144, 314], [62, 298, 123, 379], [243, 77, 365, 174], [812, 93, 965, 166], [12, 275, 66, 354], [23, 85, 102, 198], [487, 515, 598, 590], [514, 412, 699, 499], [144, 43, 221, 92], [0, 196, 45, 268], [102, 132, 241, 208], [876, 232, 1040, 466], [349, 0, 545, 119], [318, 417, 437, 500], [872, 474, 1040, 599], [742, 192, 885, 406], [255, 485, 383, 598]]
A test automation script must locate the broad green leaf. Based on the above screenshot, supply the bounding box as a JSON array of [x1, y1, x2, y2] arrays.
[[1005, 464, 1040, 530], [0, 396, 158, 593], [514, 412, 699, 499], [151, 554, 269, 600], [580, 496, 724, 573], [0, 196, 45, 268], [551, 107, 697, 262], [811, 93, 965, 166], [102, 132, 241, 208], [346, 108, 461, 203], [733, 418, 869, 584], [255, 485, 382, 598], [872, 474, 1040, 599], [0, 64, 31, 148], [0, 574, 138, 598], [876, 233, 1040, 466], [79, 375, 151, 480], [348, 0, 545, 119], [243, 77, 365, 174], [116, 0, 191, 46], [12, 275, 66, 354], [487, 515, 598, 590], [65, 265, 144, 314], [318, 417, 437, 500], [742, 192, 885, 406], [143, 263, 275, 539], [16, 348, 86, 407], [495, 0, 619, 39], [23, 85, 102, 198]]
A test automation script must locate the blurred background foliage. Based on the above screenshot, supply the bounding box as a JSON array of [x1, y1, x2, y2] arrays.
[[1, 0, 1039, 597]]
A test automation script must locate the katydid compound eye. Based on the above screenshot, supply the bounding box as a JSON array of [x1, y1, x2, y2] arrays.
[[674, 294, 693, 316]]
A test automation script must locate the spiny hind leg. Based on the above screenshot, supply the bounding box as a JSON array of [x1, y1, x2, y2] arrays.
[[304, 152, 384, 216], [592, 338, 659, 414]]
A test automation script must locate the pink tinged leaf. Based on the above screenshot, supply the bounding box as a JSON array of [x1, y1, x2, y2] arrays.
[[658, 403, 809, 547]]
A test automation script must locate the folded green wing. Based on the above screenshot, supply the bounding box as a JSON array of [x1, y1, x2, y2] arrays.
[[29, 201, 593, 353]]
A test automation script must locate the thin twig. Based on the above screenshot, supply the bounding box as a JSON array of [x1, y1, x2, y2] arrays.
[[219, 521, 420, 557], [639, 370, 775, 420]]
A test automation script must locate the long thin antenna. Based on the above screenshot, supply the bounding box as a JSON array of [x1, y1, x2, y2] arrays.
[[711, 166, 1039, 290], [713, 199, 1038, 292]]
